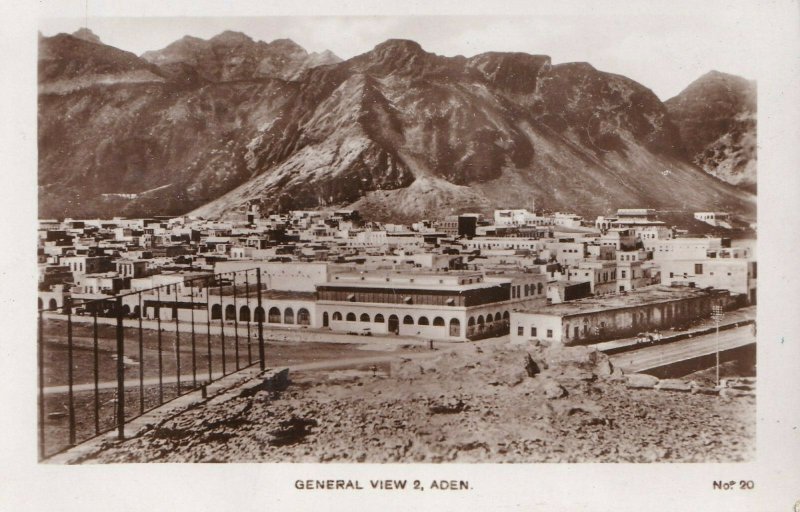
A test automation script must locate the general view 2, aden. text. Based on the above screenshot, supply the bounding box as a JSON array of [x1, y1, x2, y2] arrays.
[[37, 27, 757, 463]]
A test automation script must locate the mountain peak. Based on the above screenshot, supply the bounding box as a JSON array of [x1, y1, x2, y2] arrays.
[[267, 38, 306, 53], [373, 39, 425, 54], [72, 27, 102, 45], [209, 30, 254, 45]]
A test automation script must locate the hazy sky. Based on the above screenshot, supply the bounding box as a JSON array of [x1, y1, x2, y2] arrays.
[[39, 9, 763, 100]]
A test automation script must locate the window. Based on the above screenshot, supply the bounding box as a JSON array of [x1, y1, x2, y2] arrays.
[[360, 313, 370, 322], [530, 327, 537, 337], [346, 312, 356, 321], [694, 263, 703, 275], [332, 311, 342, 321], [403, 315, 414, 325], [547, 329, 553, 338], [621, 270, 626, 278], [518, 326, 524, 336]]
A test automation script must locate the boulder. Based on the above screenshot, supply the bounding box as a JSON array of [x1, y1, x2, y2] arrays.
[[524, 353, 541, 377], [543, 380, 568, 400], [625, 374, 659, 389], [655, 379, 694, 392]]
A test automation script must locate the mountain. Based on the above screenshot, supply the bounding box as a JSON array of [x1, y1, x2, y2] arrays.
[[38, 34, 756, 222], [140, 30, 341, 83], [665, 71, 757, 192], [38, 29, 165, 94]]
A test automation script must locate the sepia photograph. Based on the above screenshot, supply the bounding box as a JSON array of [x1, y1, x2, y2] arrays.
[[2, 0, 799, 510]]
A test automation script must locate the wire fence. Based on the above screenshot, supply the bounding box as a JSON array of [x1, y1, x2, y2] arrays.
[[37, 268, 266, 460]]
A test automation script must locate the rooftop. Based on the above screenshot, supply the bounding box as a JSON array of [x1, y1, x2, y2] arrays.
[[517, 285, 724, 317]]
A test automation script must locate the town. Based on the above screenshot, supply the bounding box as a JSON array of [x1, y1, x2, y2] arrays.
[[38, 205, 756, 344]]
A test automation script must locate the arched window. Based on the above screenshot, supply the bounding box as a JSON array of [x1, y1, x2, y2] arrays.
[[225, 305, 236, 320], [284, 308, 294, 324], [346, 312, 356, 321], [332, 311, 342, 321], [133, 305, 141, 318], [477, 315, 485, 325], [360, 313, 370, 322], [297, 308, 310, 325], [433, 317, 445, 326], [254, 307, 265, 323], [418, 316, 430, 326], [502, 311, 510, 320], [240, 306, 251, 322], [374, 314, 385, 323], [211, 304, 222, 320], [468, 317, 475, 326], [268, 307, 281, 323], [403, 315, 414, 325], [494, 312, 502, 322]]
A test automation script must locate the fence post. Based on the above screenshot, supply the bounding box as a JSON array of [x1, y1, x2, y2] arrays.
[[115, 296, 125, 440], [93, 309, 100, 435], [66, 297, 76, 447], [218, 275, 226, 375], [174, 284, 181, 395], [257, 268, 265, 371], [37, 309, 45, 460]]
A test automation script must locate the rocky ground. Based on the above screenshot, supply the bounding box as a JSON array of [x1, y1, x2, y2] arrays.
[[89, 341, 755, 463]]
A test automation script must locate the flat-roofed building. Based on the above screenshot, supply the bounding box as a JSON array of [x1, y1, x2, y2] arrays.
[[660, 259, 756, 304], [316, 271, 514, 341], [511, 285, 731, 345]]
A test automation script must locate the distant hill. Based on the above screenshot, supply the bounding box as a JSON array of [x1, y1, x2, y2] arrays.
[[665, 71, 757, 193], [38, 31, 756, 222]]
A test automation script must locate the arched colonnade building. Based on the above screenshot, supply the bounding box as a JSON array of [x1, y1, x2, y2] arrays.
[[315, 271, 527, 341]]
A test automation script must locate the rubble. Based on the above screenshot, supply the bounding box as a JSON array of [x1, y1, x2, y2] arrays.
[[86, 341, 755, 464]]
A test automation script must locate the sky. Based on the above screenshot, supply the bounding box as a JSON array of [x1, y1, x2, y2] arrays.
[[38, 6, 764, 100]]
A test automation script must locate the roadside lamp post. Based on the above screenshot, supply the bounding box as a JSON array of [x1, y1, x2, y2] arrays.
[[711, 305, 724, 386]]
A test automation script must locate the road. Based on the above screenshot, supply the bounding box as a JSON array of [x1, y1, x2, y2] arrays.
[[41, 343, 468, 395], [609, 325, 755, 373]]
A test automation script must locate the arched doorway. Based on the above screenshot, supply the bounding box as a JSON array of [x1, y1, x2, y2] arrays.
[[297, 308, 310, 325], [225, 304, 236, 321], [240, 305, 251, 322], [268, 307, 281, 323], [284, 308, 294, 324], [449, 318, 460, 337], [388, 315, 399, 334], [254, 307, 265, 323]]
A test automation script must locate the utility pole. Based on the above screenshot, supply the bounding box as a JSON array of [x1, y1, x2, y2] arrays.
[[712, 305, 724, 387]]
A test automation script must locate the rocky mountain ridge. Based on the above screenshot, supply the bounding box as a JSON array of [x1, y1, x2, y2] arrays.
[[665, 71, 757, 192], [38, 29, 756, 221]]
